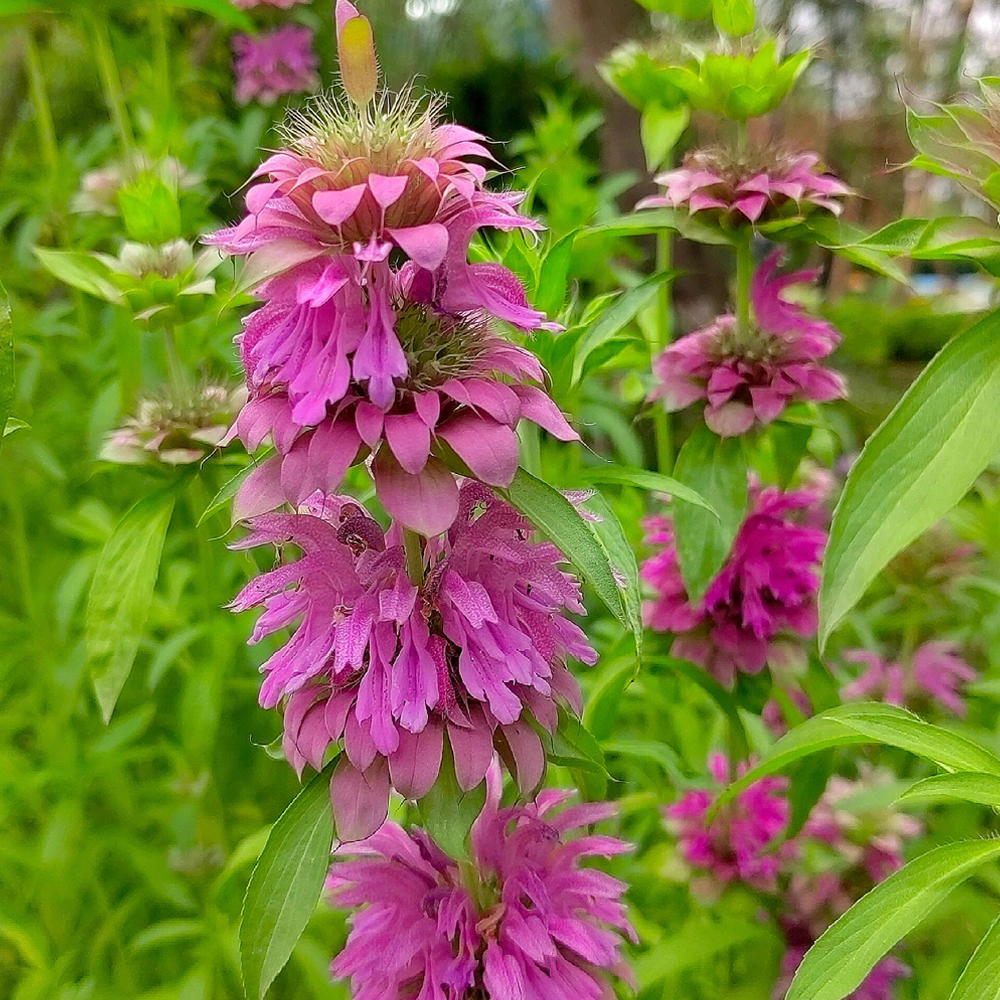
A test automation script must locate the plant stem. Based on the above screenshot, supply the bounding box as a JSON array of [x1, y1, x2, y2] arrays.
[[149, 4, 171, 119], [23, 28, 58, 178], [653, 228, 674, 472], [163, 325, 187, 392], [518, 421, 541, 478], [403, 529, 424, 586], [735, 233, 754, 343], [88, 15, 135, 157]]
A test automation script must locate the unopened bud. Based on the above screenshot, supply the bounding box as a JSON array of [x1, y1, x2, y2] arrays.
[[336, 1, 378, 108]]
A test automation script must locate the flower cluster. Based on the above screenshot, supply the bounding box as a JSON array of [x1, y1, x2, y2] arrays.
[[642, 483, 827, 685], [230, 482, 596, 839], [667, 752, 792, 894], [212, 1, 572, 534], [650, 252, 845, 437], [232, 25, 319, 106], [638, 147, 850, 226], [841, 642, 976, 717], [327, 764, 636, 1000], [669, 759, 920, 1000]]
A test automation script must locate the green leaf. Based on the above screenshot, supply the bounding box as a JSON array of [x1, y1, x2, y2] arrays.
[[198, 453, 272, 527], [163, 0, 255, 30], [0, 281, 12, 459], [640, 104, 690, 171], [587, 208, 734, 246], [572, 273, 676, 385], [602, 737, 688, 787], [240, 761, 336, 1000], [636, 918, 772, 986], [33, 247, 124, 303], [582, 463, 717, 515], [580, 489, 643, 664], [672, 424, 747, 604], [418, 738, 486, 860], [118, 173, 182, 244], [712, 0, 755, 36], [820, 306, 1000, 649], [715, 703, 1000, 813], [950, 914, 1000, 1000], [87, 491, 175, 723], [534, 230, 578, 318], [505, 469, 628, 629], [896, 771, 1000, 808], [787, 840, 1000, 1000], [3, 417, 27, 438]]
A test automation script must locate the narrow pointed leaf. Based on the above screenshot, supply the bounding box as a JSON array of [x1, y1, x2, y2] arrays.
[[949, 914, 1000, 1000], [582, 463, 717, 515], [820, 306, 1000, 649], [240, 760, 337, 1000], [896, 772, 1000, 808], [788, 840, 1000, 1000]]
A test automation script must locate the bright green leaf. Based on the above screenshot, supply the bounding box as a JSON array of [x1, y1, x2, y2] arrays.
[[240, 761, 337, 1000], [33, 247, 124, 303], [87, 491, 175, 723], [505, 469, 628, 630], [534, 230, 578, 318], [820, 306, 1000, 649], [640, 104, 690, 171], [418, 737, 486, 860], [788, 840, 1000, 1000], [896, 771, 1000, 808], [672, 424, 747, 604], [199, 453, 273, 527], [712, 0, 755, 36], [582, 463, 717, 515], [950, 914, 1000, 1000]]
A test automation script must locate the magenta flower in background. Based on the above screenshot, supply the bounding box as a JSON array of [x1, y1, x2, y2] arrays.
[[328, 764, 636, 999], [841, 641, 976, 716], [638, 147, 851, 225], [229, 482, 596, 840], [232, 26, 319, 106], [643, 484, 826, 685], [650, 251, 846, 436], [667, 752, 792, 893]]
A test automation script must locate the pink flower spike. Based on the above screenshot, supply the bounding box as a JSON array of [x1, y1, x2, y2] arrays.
[[232, 27, 319, 107]]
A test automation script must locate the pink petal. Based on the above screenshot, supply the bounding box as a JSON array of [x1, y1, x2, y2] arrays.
[[233, 454, 286, 521], [372, 450, 459, 537], [384, 411, 431, 474], [354, 401, 384, 447], [705, 401, 755, 437], [388, 223, 449, 270], [312, 185, 367, 226], [500, 719, 544, 792], [330, 757, 390, 843], [367, 173, 409, 210], [307, 418, 362, 493], [513, 385, 579, 441], [388, 721, 443, 800], [436, 413, 519, 487], [448, 719, 494, 792]]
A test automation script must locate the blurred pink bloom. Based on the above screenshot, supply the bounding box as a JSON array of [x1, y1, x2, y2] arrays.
[[761, 688, 812, 736], [229, 483, 596, 840], [841, 641, 976, 716], [232, 26, 319, 106], [328, 764, 636, 998], [228, 301, 576, 535], [650, 252, 846, 436], [643, 485, 826, 685], [638, 148, 851, 224], [667, 752, 792, 893], [804, 769, 923, 884]]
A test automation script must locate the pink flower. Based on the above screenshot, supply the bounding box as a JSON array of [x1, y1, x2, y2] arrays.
[[651, 252, 846, 436], [229, 482, 596, 840], [229, 299, 577, 536], [638, 147, 851, 225], [643, 485, 826, 686], [232, 26, 319, 106], [327, 764, 636, 1000], [841, 641, 976, 716], [803, 769, 923, 884], [667, 753, 792, 893]]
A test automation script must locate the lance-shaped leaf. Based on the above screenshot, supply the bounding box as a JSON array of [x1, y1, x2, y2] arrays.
[[87, 491, 175, 722], [582, 463, 717, 516], [820, 306, 1000, 649], [241, 760, 337, 1000], [787, 840, 1000, 1000], [34, 247, 124, 303], [896, 771, 1000, 808], [950, 914, 1000, 1000]]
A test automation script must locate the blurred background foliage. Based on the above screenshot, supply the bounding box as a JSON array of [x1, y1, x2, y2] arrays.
[[3, 1, 1000, 999]]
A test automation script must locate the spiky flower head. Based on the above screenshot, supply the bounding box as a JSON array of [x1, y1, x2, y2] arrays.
[[229, 483, 596, 840], [642, 483, 826, 686], [327, 763, 636, 999], [650, 251, 846, 436], [101, 381, 245, 465], [638, 146, 850, 226], [231, 25, 319, 107]]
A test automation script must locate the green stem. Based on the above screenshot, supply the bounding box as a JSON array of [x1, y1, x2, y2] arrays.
[[89, 15, 135, 157], [163, 325, 187, 392], [403, 529, 424, 586], [735, 233, 754, 343], [23, 29, 58, 178], [149, 5, 171, 118], [518, 421, 541, 478], [652, 229, 674, 472]]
